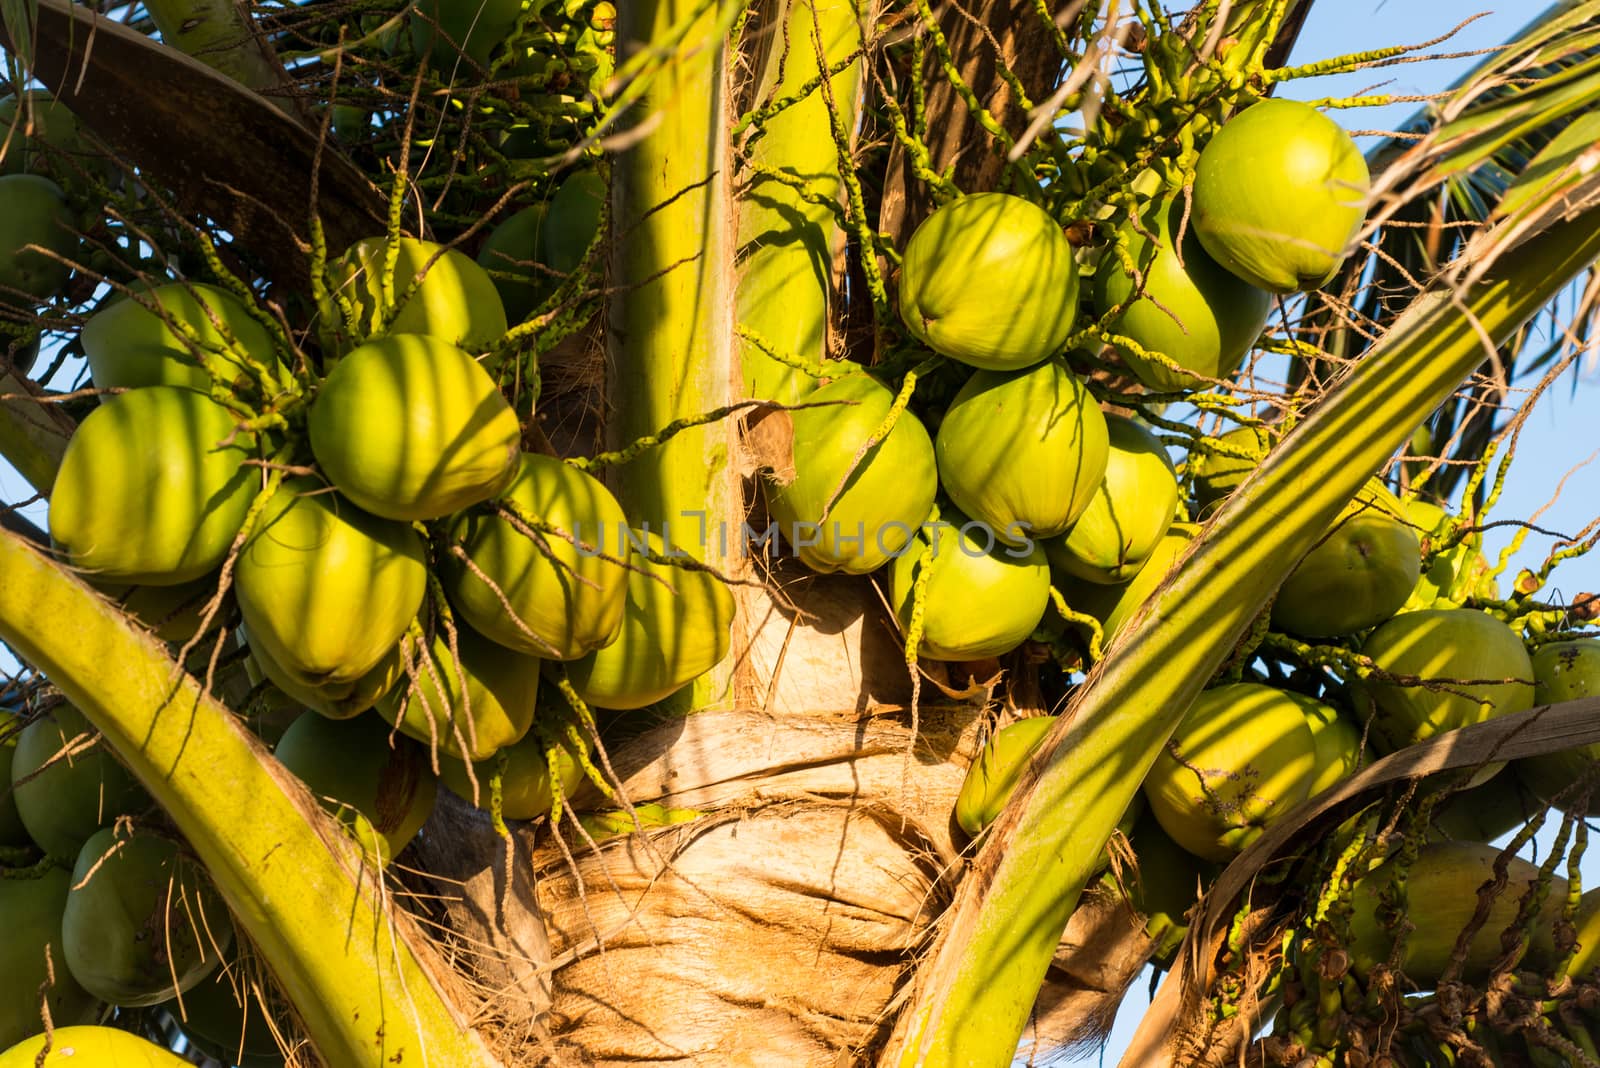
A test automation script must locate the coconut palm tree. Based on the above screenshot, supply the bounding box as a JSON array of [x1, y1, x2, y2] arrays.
[[1, 0, 1599, 1066]]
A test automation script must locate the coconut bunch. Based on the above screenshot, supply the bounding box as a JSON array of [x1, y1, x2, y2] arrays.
[[757, 98, 1378, 676], [0, 692, 251, 1049], [779, 95, 1600, 990], [46, 196, 734, 856]]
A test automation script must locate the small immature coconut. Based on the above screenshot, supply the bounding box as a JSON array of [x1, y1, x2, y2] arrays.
[[1400, 496, 1485, 612], [898, 193, 1079, 370], [1188, 424, 1276, 508]]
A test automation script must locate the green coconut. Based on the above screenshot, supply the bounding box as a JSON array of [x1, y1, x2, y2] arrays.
[[1142, 683, 1322, 862], [0, 1026, 193, 1067], [0, 174, 75, 303], [439, 723, 587, 819], [50, 386, 257, 585], [1187, 424, 1276, 508], [1056, 522, 1200, 646], [81, 282, 282, 393], [0, 91, 94, 178], [898, 193, 1079, 370], [329, 104, 369, 144], [234, 479, 427, 696], [10, 704, 149, 860], [540, 170, 606, 278], [564, 530, 737, 710], [1400, 496, 1485, 612], [0, 868, 98, 1050], [477, 204, 549, 324], [1359, 608, 1535, 754], [1514, 639, 1600, 815], [889, 514, 1051, 663], [274, 712, 437, 863], [1049, 414, 1179, 583], [377, 621, 541, 761], [409, 0, 523, 69], [762, 374, 937, 574], [1094, 197, 1271, 391], [1271, 480, 1421, 637], [321, 236, 508, 355], [446, 452, 631, 659], [63, 827, 233, 1007], [1345, 841, 1564, 983], [0, 708, 26, 846], [1192, 98, 1371, 294], [934, 356, 1109, 543], [309, 334, 521, 521], [954, 716, 1056, 837]]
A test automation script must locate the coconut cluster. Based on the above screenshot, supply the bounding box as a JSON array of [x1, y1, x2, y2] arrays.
[[42, 181, 735, 860], [742, 99, 1596, 978], [758, 100, 1382, 667], [0, 698, 232, 1045]]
